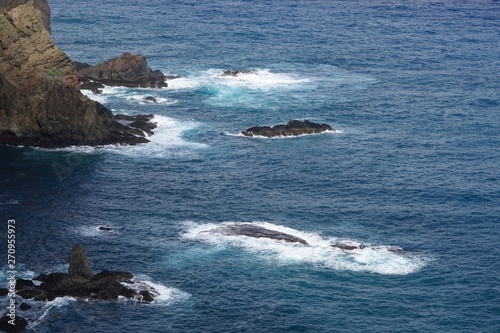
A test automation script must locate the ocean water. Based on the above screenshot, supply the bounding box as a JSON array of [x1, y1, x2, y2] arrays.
[[1, 0, 500, 332]]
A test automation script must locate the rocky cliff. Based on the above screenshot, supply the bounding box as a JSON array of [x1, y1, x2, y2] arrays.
[[0, 0, 50, 31], [0, 1, 155, 148]]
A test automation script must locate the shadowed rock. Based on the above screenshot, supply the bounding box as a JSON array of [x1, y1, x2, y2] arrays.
[[216, 224, 309, 245], [242, 120, 334, 138], [68, 245, 94, 279], [0, 315, 28, 333], [11, 246, 158, 303]]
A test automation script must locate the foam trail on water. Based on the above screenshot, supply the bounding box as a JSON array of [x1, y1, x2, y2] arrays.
[[167, 68, 310, 91], [182, 221, 428, 275]]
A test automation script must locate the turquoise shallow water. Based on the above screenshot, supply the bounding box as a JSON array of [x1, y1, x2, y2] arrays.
[[1, 0, 500, 332]]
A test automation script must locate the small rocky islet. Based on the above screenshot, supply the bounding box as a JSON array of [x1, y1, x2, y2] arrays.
[[241, 119, 335, 138], [0, 245, 159, 331]]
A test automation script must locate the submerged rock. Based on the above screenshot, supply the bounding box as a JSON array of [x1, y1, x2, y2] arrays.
[[242, 120, 334, 138], [220, 70, 251, 77], [330, 242, 405, 253], [143, 96, 158, 103], [78, 53, 167, 88], [215, 224, 309, 245]]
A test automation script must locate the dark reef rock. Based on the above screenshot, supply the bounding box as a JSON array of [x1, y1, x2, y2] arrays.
[[215, 224, 309, 245], [220, 70, 251, 77], [79, 79, 105, 94], [78, 53, 167, 88], [242, 120, 334, 138], [0, 315, 28, 333], [0, 2, 157, 148], [143, 96, 158, 103], [114, 114, 157, 136], [12, 246, 158, 303], [330, 242, 405, 253], [19, 303, 31, 311]]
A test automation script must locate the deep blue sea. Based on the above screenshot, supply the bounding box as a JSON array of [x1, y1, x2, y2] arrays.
[[1, 0, 500, 332]]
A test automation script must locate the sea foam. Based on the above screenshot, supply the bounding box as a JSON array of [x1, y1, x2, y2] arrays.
[[182, 221, 428, 275]]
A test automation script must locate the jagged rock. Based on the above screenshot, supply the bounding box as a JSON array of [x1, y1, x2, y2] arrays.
[[220, 70, 251, 77], [114, 114, 157, 136], [79, 79, 105, 93], [0, 315, 28, 333], [215, 224, 309, 245], [15, 279, 34, 290], [11, 246, 158, 303], [68, 245, 94, 279], [242, 120, 334, 138], [78, 53, 167, 88], [0, 2, 157, 148]]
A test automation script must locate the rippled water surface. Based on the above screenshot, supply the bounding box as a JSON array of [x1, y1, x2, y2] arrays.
[[1, 0, 499, 332]]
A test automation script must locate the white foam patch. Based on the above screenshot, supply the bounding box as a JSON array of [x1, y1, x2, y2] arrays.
[[129, 275, 191, 305], [29, 296, 77, 329], [182, 221, 428, 275], [83, 85, 176, 105], [216, 68, 310, 90], [142, 280, 191, 305], [75, 225, 118, 237], [101, 115, 207, 157], [167, 68, 310, 92]]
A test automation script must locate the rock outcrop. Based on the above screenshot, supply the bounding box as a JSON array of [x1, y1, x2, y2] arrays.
[[242, 120, 334, 138], [78, 53, 167, 88], [214, 224, 309, 245], [210, 223, 406, 253], [0, 2, 156, 148], [12, 245, 157, 303]]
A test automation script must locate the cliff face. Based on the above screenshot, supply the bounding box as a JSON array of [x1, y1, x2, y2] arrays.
[[0, 2, 153, 147], [0, 0, 50, 31]]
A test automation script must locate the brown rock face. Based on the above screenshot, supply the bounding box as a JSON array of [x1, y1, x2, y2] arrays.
[[79, 53, 167, 88], [0, 2, 156, 148], [0, 0, 50, 31]]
